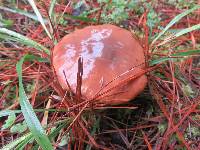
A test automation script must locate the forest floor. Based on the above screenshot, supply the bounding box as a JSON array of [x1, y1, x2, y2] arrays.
[[0, 0, 200, 150]]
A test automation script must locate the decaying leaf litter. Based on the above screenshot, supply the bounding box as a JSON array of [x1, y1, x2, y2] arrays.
[[0, 0, 200, 149]]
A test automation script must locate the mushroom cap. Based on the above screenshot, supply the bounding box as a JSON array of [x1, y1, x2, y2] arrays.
[[53, 24, 147, 105]]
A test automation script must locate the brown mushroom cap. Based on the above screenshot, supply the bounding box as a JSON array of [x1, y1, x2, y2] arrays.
[[53, 24, 147, 105]]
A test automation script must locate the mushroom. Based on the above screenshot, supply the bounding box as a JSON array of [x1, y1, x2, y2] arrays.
[[53, 24, 147, 105]]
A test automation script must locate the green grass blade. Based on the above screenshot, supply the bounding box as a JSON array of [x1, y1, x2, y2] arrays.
[[16, 55, 53, 150], [150, 49, 200, 66], [27, 0, 52, 39], [172, 49, 200, 56], [49, 0, 57, 19], [0, 6, 48, 23], [0, 110, 21, 117], [2, 113, 16, 130], [174, 24, 200, 38], [15, 134, 34, 150], [49, 119, 71, 141], [0, 109, 66, 118], [159, 24, 200, 45], [0, 18, 14, 27], [0, 28, 50, 55], [150, 57, 171, 66], [152, 5, 200, 45], [0, 133, 32, 150]]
